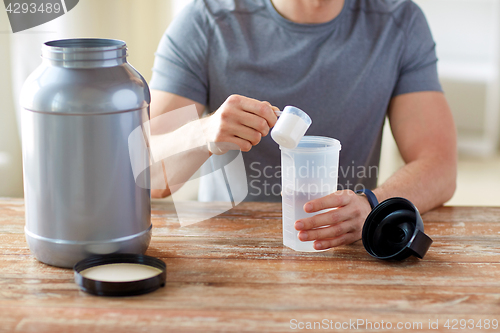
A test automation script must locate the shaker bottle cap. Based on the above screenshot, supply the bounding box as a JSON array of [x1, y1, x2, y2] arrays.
[[357, 189, 433, 261], [74, 253, 166, 296]]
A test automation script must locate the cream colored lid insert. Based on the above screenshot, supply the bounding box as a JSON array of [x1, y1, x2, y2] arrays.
[[80, 263, 163, 282]]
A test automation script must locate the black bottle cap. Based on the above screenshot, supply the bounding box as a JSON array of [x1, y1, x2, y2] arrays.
[[357, 189, 433, 261], [74, 253, 166, 296], [362, 197, 433, 260]]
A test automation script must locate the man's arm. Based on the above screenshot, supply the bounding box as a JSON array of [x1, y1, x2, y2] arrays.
[[149, 89, 278, 199], [294, 91, 457, 250], [373, 91, 457, 210], [149, 90, 205, 199], [150, 90, 206, 120]]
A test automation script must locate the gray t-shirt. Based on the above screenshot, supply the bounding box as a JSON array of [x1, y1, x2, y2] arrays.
[[150, 0, 442, 202]]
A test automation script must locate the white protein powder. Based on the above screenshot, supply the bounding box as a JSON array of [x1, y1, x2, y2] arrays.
[[80, 263, 162, 282], [271, 113, 310, 149]]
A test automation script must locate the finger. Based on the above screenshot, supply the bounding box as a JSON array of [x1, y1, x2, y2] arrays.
[[262, 101, 279, 127], [304, 190, 354, 213], [226, 95, 277, 128], [314, 232, 362, 250], [271, 107, 281, 118], [227, 136, 253, 152], [237, 110, 271, 137], [208, 141, 248, 155], [233, 124, 262, 146], [295, 206, 357, 230], [297, 220, 356, 242], [212, 121, 255, 152]]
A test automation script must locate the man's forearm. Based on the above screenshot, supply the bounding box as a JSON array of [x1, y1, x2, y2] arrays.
[[373, 152, 457, 214], [149, 113, 212, 198], [376, 91, 458, 214]]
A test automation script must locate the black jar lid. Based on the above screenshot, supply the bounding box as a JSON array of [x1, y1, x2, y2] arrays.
[[74, 253, 166, 297]]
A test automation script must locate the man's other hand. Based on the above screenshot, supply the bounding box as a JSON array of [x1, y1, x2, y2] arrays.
[[294, 190, 372, 250]]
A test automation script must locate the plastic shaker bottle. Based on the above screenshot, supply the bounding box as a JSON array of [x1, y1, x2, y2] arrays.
[[281, 136, 342, 252]]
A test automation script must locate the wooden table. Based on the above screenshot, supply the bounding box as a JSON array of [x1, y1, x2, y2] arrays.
[[1, 198, 499, 333]]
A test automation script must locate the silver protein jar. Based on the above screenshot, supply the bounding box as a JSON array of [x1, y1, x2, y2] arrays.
[[20, 39, 151, 268]]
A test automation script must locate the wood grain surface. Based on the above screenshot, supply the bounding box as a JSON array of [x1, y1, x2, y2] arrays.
[[0, 198, 499, 333]]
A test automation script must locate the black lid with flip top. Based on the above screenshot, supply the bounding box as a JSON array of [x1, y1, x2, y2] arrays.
[[357, 189, 433, 261], [74, 253, 166, 296]]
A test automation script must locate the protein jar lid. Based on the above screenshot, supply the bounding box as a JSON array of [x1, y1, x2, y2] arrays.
[[74, 253, 166, 296]]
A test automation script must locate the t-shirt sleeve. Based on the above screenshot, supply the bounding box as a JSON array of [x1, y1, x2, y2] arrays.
[[149, 0, 210, 105], [392, 3, 442, 97]]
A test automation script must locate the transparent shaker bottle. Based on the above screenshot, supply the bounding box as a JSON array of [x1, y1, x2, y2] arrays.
[[281, 136, 342, 252]]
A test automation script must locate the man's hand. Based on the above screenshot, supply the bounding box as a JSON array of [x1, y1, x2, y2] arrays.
[[294, 190, 372, 250], [201, 94, 279, 153]]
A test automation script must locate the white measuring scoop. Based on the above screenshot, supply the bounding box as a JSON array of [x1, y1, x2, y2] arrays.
[[271, 106, 312, 149]]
